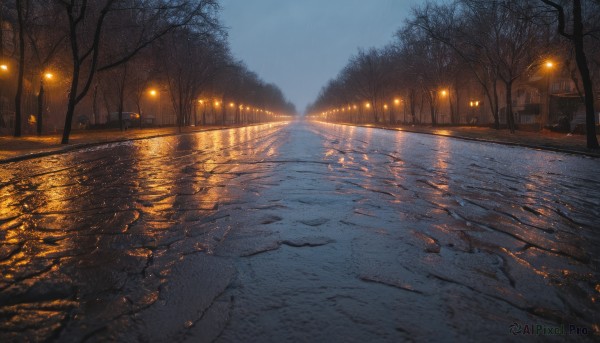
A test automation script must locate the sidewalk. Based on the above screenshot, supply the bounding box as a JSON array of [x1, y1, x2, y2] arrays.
[[335, 122, 600, 158], [0, 125, 244, 163]]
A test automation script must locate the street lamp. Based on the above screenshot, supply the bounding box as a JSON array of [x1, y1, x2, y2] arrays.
[[542, 60, 555, 129], [36, 70, 56, 135], [393, 98, 401, 124], [148, 88, 162, 126], [439, 89, 449, 124]]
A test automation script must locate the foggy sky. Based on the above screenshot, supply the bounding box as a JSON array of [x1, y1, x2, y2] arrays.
[[219, 0, 420, 114]]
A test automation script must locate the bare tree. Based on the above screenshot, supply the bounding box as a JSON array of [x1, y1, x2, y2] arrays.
[[26, 1, 67, 135], [414, 1, 546, 131], [539, 0, 599, 149], [158, 29, 227, 131], [57, 0, 220, 143], [396, 23, 452, 126]]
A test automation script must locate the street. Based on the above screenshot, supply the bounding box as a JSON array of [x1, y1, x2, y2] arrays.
[[1, 121, 599, 342]]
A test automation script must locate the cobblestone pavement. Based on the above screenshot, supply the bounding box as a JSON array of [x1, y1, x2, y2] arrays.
[[0, 121, 598, 342]]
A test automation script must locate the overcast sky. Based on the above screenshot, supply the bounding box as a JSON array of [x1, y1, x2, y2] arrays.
[[219, 0, 420, 113]]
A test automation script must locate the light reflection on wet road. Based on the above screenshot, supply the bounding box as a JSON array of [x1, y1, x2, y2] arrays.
[[1, 121, 599, 342]]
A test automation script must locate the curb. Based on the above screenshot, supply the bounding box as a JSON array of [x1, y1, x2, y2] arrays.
[[325, 122, 600, 159]]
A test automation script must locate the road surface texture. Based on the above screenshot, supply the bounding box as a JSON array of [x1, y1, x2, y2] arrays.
[[1, 121, 598, 342]]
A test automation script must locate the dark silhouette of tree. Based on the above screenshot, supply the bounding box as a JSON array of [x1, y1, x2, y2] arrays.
[[57, 0, 221, 143], [13, 0, 25, 137], [539, 0, 599, 149]]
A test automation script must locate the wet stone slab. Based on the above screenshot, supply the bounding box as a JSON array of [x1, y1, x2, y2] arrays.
[[0, 122, 599, 342]]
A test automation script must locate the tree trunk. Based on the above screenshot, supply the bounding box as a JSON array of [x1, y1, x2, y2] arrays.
[[118, 96, 125, 132], [449, 94, 456, 125], [178, 91, 183, 132], [428, 91, 437, 127], [62, 72, 78, 144], [572, 0, 599, 149], [505, 81, 515, 133], [136, 101, 143, 129], [92, 83, 100, 125], [454, 87, 460, 124], [193, 102, 197, 126], [36, 81, 44, 135], [14, 0, 26, 137], [492, 82, 500, 129], [221, 102, 226, 125], [62, 6, 81, 144], [410, 89, 416, 124]]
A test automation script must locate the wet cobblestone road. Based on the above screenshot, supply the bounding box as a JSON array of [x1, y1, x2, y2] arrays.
[[1, 121, 599, 342]]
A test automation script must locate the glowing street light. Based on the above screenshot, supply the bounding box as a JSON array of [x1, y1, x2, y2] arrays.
[[440, 89, 448, 97], [36, 70, 57, 135], [147, 89, 162, 125], [394, 98, 401, 105], [542, 60, 556, 128], [0, 64, 7, 71]]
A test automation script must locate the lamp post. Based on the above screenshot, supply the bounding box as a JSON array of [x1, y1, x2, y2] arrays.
[[469, 100, 480, 125], [36, 71, 54, 135], [198, 100, 207, 125], [148, 89, 161, 126], [439, 89, 448, 124], [0, 65, 7, 129], [390, 98, 401, 124], [542, 60, 554, 130], [229, 102, 235, 125]]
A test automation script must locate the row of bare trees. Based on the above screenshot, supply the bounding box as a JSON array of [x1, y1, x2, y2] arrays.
[[1, 1, 295, 144], [307, 0, 599, 149]]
